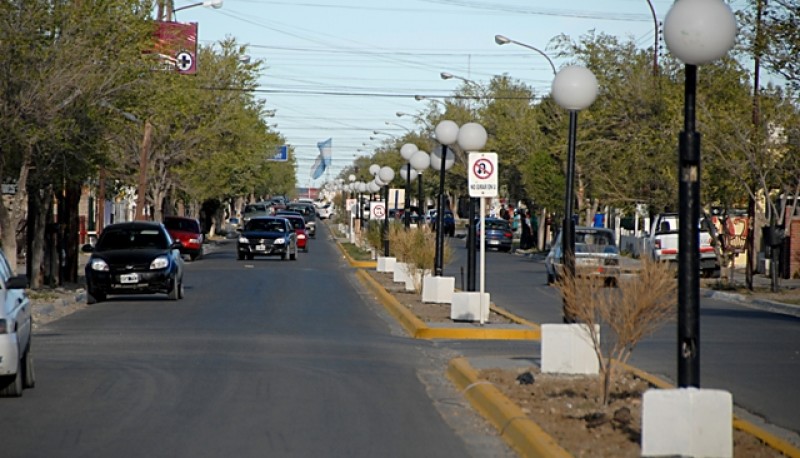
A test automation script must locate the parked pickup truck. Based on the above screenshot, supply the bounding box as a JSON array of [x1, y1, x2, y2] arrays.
[[646, 212, 720, 277]]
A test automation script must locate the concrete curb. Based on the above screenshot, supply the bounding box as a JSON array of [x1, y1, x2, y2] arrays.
[[355, 269, 539, 341], [447, 357, 571, 458], [703, 289, 800, 318]]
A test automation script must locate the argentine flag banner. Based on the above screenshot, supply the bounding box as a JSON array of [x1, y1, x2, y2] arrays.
[[310, 138, 332, 180]]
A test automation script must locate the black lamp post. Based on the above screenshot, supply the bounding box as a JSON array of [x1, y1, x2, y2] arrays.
[[432, 121, 459, 276], [664, 0, 736, 388], [552, 66, 599, 323], [377, 166, 395, 256]]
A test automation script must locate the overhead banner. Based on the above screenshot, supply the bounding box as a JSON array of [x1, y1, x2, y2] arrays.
[[152, 21, 198, 75]]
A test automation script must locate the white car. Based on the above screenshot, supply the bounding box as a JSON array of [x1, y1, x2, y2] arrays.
[[317, 202, 335, 219], [544, 227, 621, 286], [0, 249, 35, 397]]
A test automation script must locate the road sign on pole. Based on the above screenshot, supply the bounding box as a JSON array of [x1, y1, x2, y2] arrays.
[[468, 153, 498, 197], [370, 200, 386, 220]]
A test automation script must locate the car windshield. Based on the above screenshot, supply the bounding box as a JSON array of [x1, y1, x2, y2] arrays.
[[287, 205, 312, 216], [244, 204, 268, 214], [96, 228, 169, 251], [246, 219, 286, 232], [164, 218, 199, 233], [484, 220, 509, 231], [285, 218, 304, 230], [575, 231, 617, 254]]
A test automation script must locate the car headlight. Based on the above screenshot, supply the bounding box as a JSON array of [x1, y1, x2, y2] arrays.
[[150, 255, 169, 270], [274, 237, 286, 244], [238, 236, 249, 244], [90, 258, 109, 271]]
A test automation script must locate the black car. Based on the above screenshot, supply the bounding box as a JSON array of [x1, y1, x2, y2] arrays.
[[236, 216, 298, 260], [82, 222, 185, 304]]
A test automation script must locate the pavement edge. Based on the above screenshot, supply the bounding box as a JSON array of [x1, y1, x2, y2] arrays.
[[446, 357, 571, 458]]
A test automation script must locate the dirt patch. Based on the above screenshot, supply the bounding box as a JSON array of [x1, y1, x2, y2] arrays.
[[478, 367, 783, 457], [366, 270, 515, 324], [29, 282, 87, 330]]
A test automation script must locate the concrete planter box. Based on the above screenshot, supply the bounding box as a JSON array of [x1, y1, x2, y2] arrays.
[[541, 324, 599, 375], [422, 275, 454, 304], [450, 291, 490, 322], [377, 256, 396, 273], [393, 262, 410, 284], [642, 388, 733, 458]]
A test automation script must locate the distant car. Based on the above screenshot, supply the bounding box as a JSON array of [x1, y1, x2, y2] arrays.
[[0, 248, 34, 397], [82, 221, 185, 304], [241, 202, 272, 226], [544, 226, 620, 285], [163, 216, 204, 261], [280, 213, 309, 252], [317, 202, 335, 219], [469, 218, 513, 252], [285, 203, 317, 238], [236, 216, 298, 261], [430, 210, 456, 237]]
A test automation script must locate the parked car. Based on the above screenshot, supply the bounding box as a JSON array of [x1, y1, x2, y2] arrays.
[[646, 212, 720, 278], [236, 216, 298, 261], [469, 218, 513, 252], [544, 226, 621, 285], [163, 216, 204, 261], [280, 213, 310, 252], [430, 210, 456, 237], [0, 248, 34, 397], [285, 203, 317, 238], [82, 221, 185, 304]]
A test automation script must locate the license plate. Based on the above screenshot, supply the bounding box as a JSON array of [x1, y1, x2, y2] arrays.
[[256, 244, 266, 251], [488, 240, 500, 245], [120, 273, 139, 284]]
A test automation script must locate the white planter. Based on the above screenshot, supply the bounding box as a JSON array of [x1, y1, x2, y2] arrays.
[[377, 256, 396, 273], [422, 275, 455, 304], [642, 388, 733, 458], [541, 324, 599, 375], [393, 262, 409, 284], [450, 291, 490, 322]]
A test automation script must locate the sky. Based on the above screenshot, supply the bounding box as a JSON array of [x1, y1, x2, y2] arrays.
[[171, 0, 741, 188]]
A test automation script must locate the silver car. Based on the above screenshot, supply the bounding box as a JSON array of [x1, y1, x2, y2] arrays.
[[0, 249, 34, 397], [545, 227, 621, 286]]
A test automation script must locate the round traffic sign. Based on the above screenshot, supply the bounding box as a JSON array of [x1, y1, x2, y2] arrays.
[[472, 158, 494, 180]]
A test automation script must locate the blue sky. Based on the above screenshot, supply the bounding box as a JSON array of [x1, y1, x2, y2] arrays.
[[172, 0, 735, 186]]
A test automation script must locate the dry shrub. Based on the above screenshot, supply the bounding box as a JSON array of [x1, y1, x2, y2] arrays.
[[387, 225, 452, 292], [364, 221, 385, 254], [555, 258, 677, 405]]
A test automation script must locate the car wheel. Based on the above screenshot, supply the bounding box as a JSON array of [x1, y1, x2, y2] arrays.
[[246, 254, 254, 260], [178, 279, 185, 299], [281, 251, 287, 260], [87, 289, 105, 304], [22, 346, 35, 389], [237, 252, 244, 260], [168, 278, 180, 300], [190, 253, 200, 261], [0, 353, 23, 397]]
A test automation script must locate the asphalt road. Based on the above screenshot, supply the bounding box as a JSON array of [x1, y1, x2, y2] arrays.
[[1, 225, 514, 458], [443, 237, 800, 441]]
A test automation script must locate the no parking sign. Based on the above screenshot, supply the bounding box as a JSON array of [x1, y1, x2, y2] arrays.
[[468, 153, 498, 197]]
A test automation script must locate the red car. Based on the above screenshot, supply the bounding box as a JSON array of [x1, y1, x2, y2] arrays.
[[163, 216, 204, 260], [278, 213, 309, 252]]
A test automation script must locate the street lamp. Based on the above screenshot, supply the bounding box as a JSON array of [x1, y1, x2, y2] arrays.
[[433, 121, 459, 276], [663, 0, 736, 389], [410, 150, 431, 225], [414, 95, 447, 109], [399, 144, 418, 228], [173, 0, 223, 13], [494, 35, 557, 76], [552, 65, 599, 323]]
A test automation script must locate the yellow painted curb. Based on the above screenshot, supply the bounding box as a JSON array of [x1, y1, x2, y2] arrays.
[[447, 357, 572, 458], [356, 269, 538, 340]]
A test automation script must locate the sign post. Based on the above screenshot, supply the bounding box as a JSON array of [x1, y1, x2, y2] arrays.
[[468, 152, 498, 324]]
